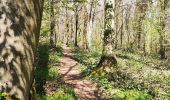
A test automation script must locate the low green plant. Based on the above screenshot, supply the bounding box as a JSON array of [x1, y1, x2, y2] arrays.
[[0, 92, 8, 100], [72, 48, 170, 99]]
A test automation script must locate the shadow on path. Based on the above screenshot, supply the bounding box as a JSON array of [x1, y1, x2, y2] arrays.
[[59, 46, 105, 100]]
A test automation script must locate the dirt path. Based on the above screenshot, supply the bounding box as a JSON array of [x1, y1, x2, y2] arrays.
[[59, 46, 104, 100]]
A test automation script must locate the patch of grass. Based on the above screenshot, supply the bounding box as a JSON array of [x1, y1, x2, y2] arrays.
[[72, 48, 101, 76], [37, 87, 76, 100], [114, 90, 153, 100]]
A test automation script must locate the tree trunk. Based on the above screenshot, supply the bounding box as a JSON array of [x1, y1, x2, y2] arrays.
[[75, 11, 78, 47], [82, 6, 88, 49], [86, 0, 94, 49], [50, 0, 56, 48], [124, 6, 131, 49], [158, 0, 168, 59], [70, 15, 75, 45], [0, 0, 43, 99], [135, 0, 147, 50], [95, 0, 117, 72], [74, 4, 79, 47], [65, 6, 70, 46]]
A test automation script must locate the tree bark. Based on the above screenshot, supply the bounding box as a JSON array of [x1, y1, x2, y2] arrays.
[[50, 0, 56, 48], [74, 4, 79, 47], [135, 0, 147, 50], [115, 0, 123, 49], [158, 0, 168, 59], [65, 5, 70, 46], [86, 0, 94, 49], [95, 0, 117, 72], [0, 0, 43, 99], [82, 6, 88, 49]]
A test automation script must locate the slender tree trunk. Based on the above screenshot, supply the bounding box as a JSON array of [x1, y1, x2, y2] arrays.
[[65, 6, 70, 46], [82, 6, 88, 49], [124, 6, 131, 49], [87, 0, 94, 49], [50, 0, 56, 48], [70, 15, 74, 45], [137, 19, 142, 49], [74, 10, 78, 47], [73, 2, 79, 47], [0, 0, 43, 99], [120, 3, 124, 48]]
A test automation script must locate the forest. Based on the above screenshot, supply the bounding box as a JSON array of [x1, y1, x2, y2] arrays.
[[0, 0, 170, 100]]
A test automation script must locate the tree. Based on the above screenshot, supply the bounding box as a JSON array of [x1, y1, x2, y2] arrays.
[[158, 0, 169, 59], [50, 0, 57, 48], [72, 0, 85, 47], [74, 3, 79, 47], [82, 5, 88, 49], [86, 0, 95, 49], [0, 0, 44, 99], [114, 0, 123, 49], [95, 0, 117, 73], [135, 0, 148, 50]]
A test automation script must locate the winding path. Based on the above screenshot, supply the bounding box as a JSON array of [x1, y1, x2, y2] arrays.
[[59, 46, 104, 100]]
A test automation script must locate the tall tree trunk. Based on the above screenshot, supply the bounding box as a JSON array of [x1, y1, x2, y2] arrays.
[[50, 0, 56, 48], [75, 11, 78, 47], [74, 3, 79, 47], [120, 3, 124, 48], [135, 0, 147, 50], [70, 15, 74, 45], [158, 0, 168, 59], [124, 6, 131, 49], [114, 0, 123, 49], [82, 6, 88, 49], [0, 0, 43, 99], [65, 6, 70, 46], [86, 0, 94, 49], [95, 0, 117, 72]]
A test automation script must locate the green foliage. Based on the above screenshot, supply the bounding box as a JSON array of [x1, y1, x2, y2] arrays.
[[35, 42, 77, 99], [114, 90, 153, 100], [73, 48, 170, 99], [37, 87, 76, 100], [40, 26, 50, 37], [0, 92, 7, 100], [72, 47, 101, 76]]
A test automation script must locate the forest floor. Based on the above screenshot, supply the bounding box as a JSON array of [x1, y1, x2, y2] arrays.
[[35, 42, 170, 100], [58, 46, 104, 100], [35, 43, 104, 100]]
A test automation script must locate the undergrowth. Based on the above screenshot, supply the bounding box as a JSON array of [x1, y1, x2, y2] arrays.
[[73, 48, 170, 100], [35, 42, 77, 100]]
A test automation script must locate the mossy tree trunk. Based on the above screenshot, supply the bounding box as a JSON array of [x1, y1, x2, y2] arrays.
[[158, 0, 169, 59], [50, 0, 57, 48], [96, 0, 117, 72], [0, 0, 43, 99], [135, 0, 147, 50]]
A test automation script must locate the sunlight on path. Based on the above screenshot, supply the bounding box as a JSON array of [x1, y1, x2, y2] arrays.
[[59, 46, 104, 100]]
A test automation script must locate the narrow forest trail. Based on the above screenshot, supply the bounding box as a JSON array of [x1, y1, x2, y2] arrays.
[[59, 46, 104, 100]]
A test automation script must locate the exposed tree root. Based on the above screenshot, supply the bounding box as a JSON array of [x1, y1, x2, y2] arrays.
[[92, 55, 118, 76]]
